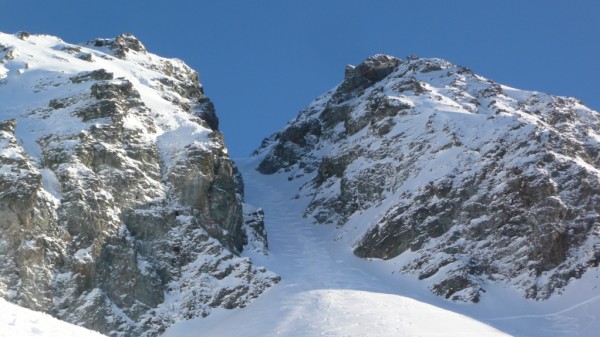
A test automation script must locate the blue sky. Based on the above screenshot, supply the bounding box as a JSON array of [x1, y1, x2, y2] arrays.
[[1, 0, 599, 157]]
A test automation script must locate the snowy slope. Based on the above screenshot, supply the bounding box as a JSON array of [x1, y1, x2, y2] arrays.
[[163, 157, 600, 337], [0, 298, 106, 337], [163, 157, 511, 337]]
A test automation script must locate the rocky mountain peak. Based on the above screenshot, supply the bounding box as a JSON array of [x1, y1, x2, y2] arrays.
[[254, 54, 600, 303], [334, 54, 402, 104], [343, 54, 402, 82], [88, 33, 147, 58], [0, 119, 16, 132]]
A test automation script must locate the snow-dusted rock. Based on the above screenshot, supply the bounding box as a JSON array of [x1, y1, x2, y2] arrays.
[[255, 54, 600, 302], [0, 32, 277, 336]]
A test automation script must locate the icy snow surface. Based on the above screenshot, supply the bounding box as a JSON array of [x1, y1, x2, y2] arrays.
[[0, 298, 106, 337], [164, 156, 600, 337]]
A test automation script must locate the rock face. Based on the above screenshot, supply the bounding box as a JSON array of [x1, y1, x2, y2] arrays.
[[255, 54, 600, 302], [0, 32, 277, 336]]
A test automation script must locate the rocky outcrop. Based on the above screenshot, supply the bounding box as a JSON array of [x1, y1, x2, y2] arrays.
[[88, 33, 147, 59], [255, 55, 600, 302], [0, 119, 66, 312], [0, 32, 277, 336]]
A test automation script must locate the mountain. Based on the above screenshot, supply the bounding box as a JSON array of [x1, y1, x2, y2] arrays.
[[254, 54, 600, 303], [0, 32, 277, 336]]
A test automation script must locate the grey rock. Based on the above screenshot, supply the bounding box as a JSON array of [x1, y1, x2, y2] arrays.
[[16, 31, 30, 40], [333, 54, 402, 104], [88, 33, 146, 59], [69, 69, 114, 83], [242, 206, 270, 255]]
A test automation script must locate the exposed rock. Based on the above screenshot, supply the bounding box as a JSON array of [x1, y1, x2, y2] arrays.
[[70, 69, 114, 83], [242, 205, 270, 255], [256, 119, 321, 174], [0, 119, 16, 132], [16, 31, 30, 40], [88, 33, 146, 59], [333, 54, 402, 104], [0, 123, 66, 312]]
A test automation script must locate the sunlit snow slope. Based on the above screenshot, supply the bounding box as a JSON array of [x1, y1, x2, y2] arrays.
[[163, 157, 600, 337], [0, 298, 106, 337]]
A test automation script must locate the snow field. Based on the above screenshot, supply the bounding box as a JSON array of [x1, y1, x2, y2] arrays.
[[0, 298, 107, 337]]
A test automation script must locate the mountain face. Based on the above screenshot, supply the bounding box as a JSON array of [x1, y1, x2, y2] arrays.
[[0, 32, 277, 336], [255, 54, 600, 302]]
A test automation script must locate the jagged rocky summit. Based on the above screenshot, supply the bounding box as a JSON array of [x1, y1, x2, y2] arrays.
[[255, 54, 600, 302], [0, 32, 278, 336]]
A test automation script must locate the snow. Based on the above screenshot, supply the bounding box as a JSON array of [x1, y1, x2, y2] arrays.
[[167, 288, 512, 337], [73, 247, 93, 262], [0, 298, 107, 337], [40, 168, 62, 201]]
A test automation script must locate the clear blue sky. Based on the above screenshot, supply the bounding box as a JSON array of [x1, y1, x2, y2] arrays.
[[1, 0, 599, 157]]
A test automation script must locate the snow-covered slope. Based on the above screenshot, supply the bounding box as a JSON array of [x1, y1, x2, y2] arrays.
[[254, 54, 600, 303], [0, 32, 277, 336], [163, 157, 600, 337], [0, 298, 107, 337]]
